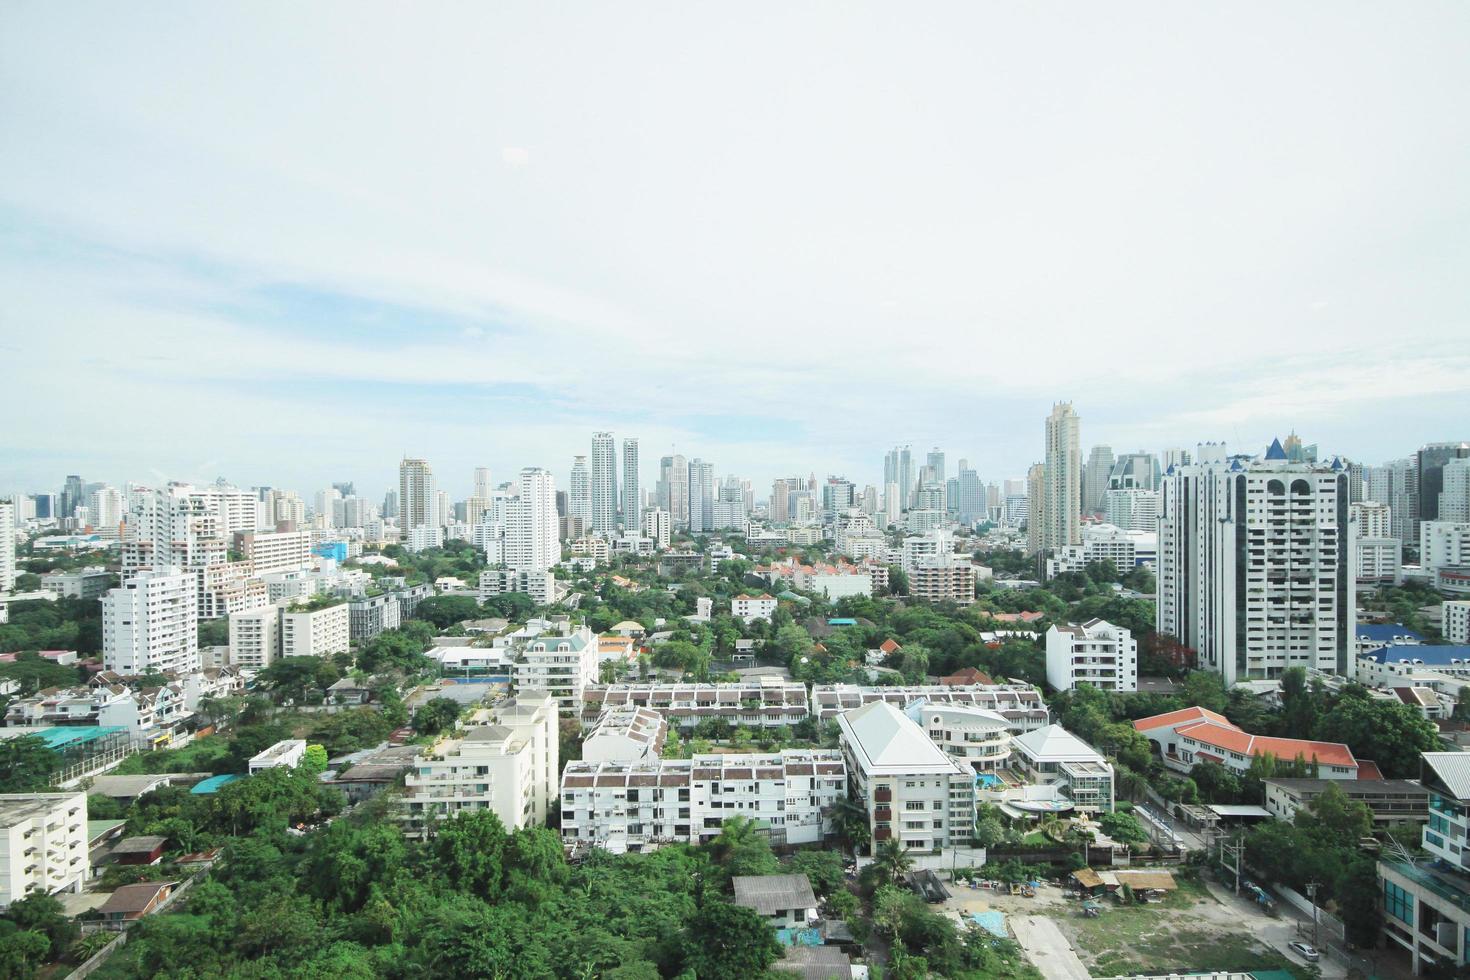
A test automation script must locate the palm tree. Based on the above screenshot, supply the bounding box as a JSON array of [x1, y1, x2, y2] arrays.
[[873, 838, 913, 884], [711, 815, 764, 865], [830, 798, 871, 853]]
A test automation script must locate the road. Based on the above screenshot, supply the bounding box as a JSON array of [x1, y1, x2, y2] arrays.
[[1010, 914, 1092, 980]]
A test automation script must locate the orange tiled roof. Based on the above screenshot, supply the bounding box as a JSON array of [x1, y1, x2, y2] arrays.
[[1132, 706, 1236, 733], [879, 639, 902, 654], [1175, 721, 1358, 768]]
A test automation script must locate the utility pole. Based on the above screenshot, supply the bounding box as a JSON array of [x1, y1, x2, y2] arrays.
[[1219, 833, 1244, 894], [1305, 881, 1321, 949]]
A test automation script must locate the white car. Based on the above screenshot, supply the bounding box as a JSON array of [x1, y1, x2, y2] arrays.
[[1288, 941, 1320, 962]]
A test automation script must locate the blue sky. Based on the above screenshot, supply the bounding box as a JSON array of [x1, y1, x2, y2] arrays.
[[2, 3, 1468, 501]]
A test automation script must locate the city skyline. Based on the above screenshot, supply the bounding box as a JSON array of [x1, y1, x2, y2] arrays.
[[3, 5, 1469, 494]]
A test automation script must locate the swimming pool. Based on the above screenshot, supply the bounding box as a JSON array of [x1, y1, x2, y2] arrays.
[[975, 773, 1003, 789]]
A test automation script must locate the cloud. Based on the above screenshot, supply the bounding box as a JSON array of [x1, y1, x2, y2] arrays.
[[501, 147, 530, 168]]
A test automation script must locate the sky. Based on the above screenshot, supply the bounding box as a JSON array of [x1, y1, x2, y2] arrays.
[[2, 2, 1468, 501]]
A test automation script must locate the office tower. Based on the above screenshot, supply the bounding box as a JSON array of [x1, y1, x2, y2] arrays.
[[382, 490, 399, 520], [1281, 431, 1317, 464], [473, 468, 492, 501], [883, 449, 900, 493], [621, 438, 640, 533], [1025, 463, 1044, 555], [1441, 458, 1470, 523], [687, 459, 715, 533], [713, 477, 748, 530], [315, 488, 342, 528], [0, 499, 15, 592], [31, 493, 56, 520], [505, 468, 559, 573], [332, 481, 356, 498], [399, 458, 435, 529], [950, 461, 984, 525], [342, 496, 370, 528], [60, 475, 84, 518], [1042, 402, 1082, 551], [1157, 441, 1354, 685], [102, 565, 199, 674], [1161, 448, 1191, 472], [1421, 443, 1470, 527], [1367, 458, 1419, 546], [884, 482, 901, 525], [861, 485, 878, 515], [590, 432, 618, 536], [926, 448, 946, 488], [659, 455, 690, 528], [900, 447, 915, 508], [1083, 446, 1115, 514], [569, 456, 591, 525], [823, 477, 856, 515], [770, 478, 792, 524]]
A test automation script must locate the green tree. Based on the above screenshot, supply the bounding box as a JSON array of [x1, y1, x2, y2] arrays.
[[430, 810, 508, 895], [682, 901, 781, 979], [873, 838, 914, 884], [0, 928, 49, 980], [0, 736, 60, 792], [302, 744, 329, 773], [1313, 690, 1441, 778], [412, 697, 463, 737], [710, 815, 779, 877]]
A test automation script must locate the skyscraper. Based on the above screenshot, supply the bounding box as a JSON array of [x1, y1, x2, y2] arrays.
[[1109, 452, 1159, 491], [1418, 442, 1470, 530], [883, 448, 900, 492], [569, 456, 591, 525], [954, 461, 985, 524], [1042, 402, 1081, 552], [1157, 440, 1355, 685], [926, 448, 946, 488], [590, 432, 617, 537], [621, 438, 640, 534], [1441, 458, 1470, 523], [899, 447, 915, 509], [505, 468, 559, 574], [659, 455, 689, 528], [399, 458, 435, 529], [0, 499, 15, 592], [60, 475, 84, 519], [1025, 463, 1045, 555], [1083, 445, 1115, 514], [473, 467, 492, 501], [688, 459, 715, 533]]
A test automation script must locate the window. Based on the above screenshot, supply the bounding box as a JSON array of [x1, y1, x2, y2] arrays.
[[1384, 880, 1414, 925]]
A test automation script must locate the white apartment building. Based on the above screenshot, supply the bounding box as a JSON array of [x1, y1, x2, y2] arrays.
[[1157, 441, 1356, 685], [1102, 488, 1159, 533], [1353, 501, 1394, 538], [102, 566, 199, 675], [837, 701, 975, 854], [1045, 523, 1157, 578], [919, 703, 1013, 772], [40, 567, 113, 600], [812, 684, 1050, 733], [581, 706, 668, 763], [513, 627, 598, 715], [235, 530, 313, 575], [1045, 619, 1138, 692], [280, 602, 350, 658], [1008, 725, 1115, 813], [506, 468, 559, 572], [1422, 522, 1470, 574], [583, 678, 811, 730], [0, 500, 15, 593], [560, 749, 846, 852], [642, 508, 671, 550], [399, 458, 435, 529], [731, 594, 778, 623], [621, 438, 641, 534], [590, 432, 618, 537], [347, 593, 401, 642], [0, 792, 89, 907], [406, 526, 444, 553], [1041, 402, 1082, 552], [403, 695, 559, 837], [248, 738, 307, 773], [908, 553, 976, 605], [1447, 602, 1470, 645], [479, 568, 557, 605], [228, 604, 279, 670], [1357, 537, 1403, 586]]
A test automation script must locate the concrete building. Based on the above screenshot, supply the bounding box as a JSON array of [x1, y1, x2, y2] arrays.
[[0, 792, 88, 907], [347, 593, 401, 643], [1084, 445, 1116, 515], [918, 703, 1013, 772], [1045, 619, 1137, 692], [907, 553, 976, 605], [642, 508, 671, 550], [659, 455, 690, 529], [1009, 724, 1115, 813], [1135, 707, 1359, 779], [580, 706, 668, 763], [560, 749, 845, 852], [0, 500, 15, 593], [590, 432, 618, 537], [513, 627, 598, 715], [733, 874, 818, 929], [1157, 441, 1355, 685], [812, 684, 1049, 733], [402, 695, 558, 837], [280, 602, 350, 658], [621, 437, 641, 534], [582, 678, 810, 730], [1446, 601, 1470, 645], [248, 738, 307, 773], [227, 604, 279, 670], [1102, 488, 1159, 533], [569, 455, 591, 527], [1041, 402, 1082, 553], [505, 468, 560, 574], [1378, 752, 1470, 974], [731, 593, 778, 623], [102, 566, 199, 675], [836, 700, 975, 854], [1443, 458, 1470, 524], [1045, 523, 1157, 578], [398, 458, 435, 530], [1422, 521, 1470, 575], [1264, 777, 1426, 825], [40, 567, 113, 601]]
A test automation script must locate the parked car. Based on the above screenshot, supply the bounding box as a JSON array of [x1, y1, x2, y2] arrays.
[[1288, 941, 1320, 962]]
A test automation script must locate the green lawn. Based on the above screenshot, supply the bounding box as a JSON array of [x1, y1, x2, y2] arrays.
[[110, 735, 230, 775]]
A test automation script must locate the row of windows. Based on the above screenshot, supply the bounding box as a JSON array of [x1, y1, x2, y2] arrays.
[[1384, 880, 1414, 925]]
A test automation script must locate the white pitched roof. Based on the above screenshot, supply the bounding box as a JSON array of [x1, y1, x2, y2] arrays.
[[1011, 724, 1106, 764], [837, 700, 962, 776], [1423, 752, 1470, 800]]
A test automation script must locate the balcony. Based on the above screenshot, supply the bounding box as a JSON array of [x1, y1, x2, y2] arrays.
[[874, 788, 892, 803]]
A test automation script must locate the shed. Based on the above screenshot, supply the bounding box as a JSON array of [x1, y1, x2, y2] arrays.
[[1111, 869, 1177, 892], [776, 945, 855, 980], [89, 774, 174, 800], [732, 873, 818, 927], [1070, 867, 1105, 893], [111, 835, 168, 865]]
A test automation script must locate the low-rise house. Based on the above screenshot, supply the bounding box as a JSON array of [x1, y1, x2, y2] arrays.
[[1265, 777, 1428, 825], [327, 677, 375, 705], [812, 683, 1048, 734], [96, 880, 175, 929], [731, 594, 778, 623], [581, 706, 667, 763], [733, 873, 818, 928], [88, 774, 173, 801], [582, 678, 810, 730], [1008, 724, 1115, 813], [248, 739, 307, 773], [110, 835, 167, 866], [1140, 709, 1360, 780]]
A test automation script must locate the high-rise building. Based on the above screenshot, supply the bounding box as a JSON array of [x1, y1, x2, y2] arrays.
[[659, 455, 689, 528], [590, 432, 618, 537], [1161, 448, 1192, 472], [900, 447, 915, 509], [569, 456, 591, 525], [1157, 441, 1354, 685], [883, 448, 900, 494], [506, 468, 559, 574], [88, 485, 123, 532], [1025, 463, 1045, 555], [102, 565, 199, 674], [399, 458, 435, 529], [1109, 452, 1159, 491], [883, 482, 901, 525], [643, 508, 671, 549], [621, 438, 641, 534], [60, 475, 84, 519], [473, 467, 492, 501], [0, 499, 15, 593], [1083, 446, 1115, 515], [771, 478, 793, 524], [926, 448, 946, 488], [1042, 402, 1082, 552], [382, 490, 399, 520], [1368, 458, 1419, 546], [315, 488, 342, 528], [1440, 458, 1470, 524], [1418, 442, 1470, 531], [687, 459, 715, 533]]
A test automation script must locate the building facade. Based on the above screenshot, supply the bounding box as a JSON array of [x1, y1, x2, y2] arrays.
[[1045, 619, 1138, 693], [102, 566, 199, 675]]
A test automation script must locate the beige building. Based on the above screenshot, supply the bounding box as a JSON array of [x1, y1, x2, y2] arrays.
[[0, 792, 89, 907]]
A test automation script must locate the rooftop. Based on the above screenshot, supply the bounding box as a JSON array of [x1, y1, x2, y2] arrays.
[[837, 701, 964, 776], [1011, 724, 1108, 764], [733, 873, 818, 915]]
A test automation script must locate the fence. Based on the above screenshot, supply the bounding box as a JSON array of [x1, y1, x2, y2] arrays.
[[67, 871, 204, 978]]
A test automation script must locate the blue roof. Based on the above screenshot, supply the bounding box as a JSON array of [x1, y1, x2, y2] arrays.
[[191, 774, 243, 795], [1357, 623, 1425, 644], [1364, 644, 1470, 666], [31, 726, 127, 749], [1264, 438, 1288, 461], [827, 618, 857, 626]]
